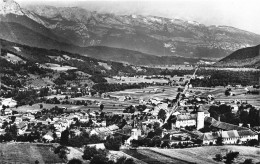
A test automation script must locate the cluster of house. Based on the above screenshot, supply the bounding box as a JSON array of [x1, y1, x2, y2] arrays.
[[122, 94, 259, 147]]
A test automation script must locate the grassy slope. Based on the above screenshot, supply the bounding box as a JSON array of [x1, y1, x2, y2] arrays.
[[0, 143, 63, 163], [216, 45, 260, 68], [150, 146, 260, 164]]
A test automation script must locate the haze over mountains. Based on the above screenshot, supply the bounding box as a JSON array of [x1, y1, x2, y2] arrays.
[[1, 0, 260, 65]]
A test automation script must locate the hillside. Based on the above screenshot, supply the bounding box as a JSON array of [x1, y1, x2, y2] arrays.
[[215, 45, 260, 68], [0, 38, 162, 88]]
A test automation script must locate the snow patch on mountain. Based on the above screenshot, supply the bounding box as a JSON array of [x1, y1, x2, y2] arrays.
[[0, 0, 24, 15]]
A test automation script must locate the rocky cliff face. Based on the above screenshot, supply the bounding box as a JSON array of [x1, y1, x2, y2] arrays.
[[0, 0, 23, 15]]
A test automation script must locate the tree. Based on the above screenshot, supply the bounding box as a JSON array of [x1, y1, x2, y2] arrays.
[[243, 159, 253, 164], [116, 156, 135, 164], [11, 116, 16, 123], [104, 135, 122, 151], [226, 151, 239, 164], [158, 109, 166, 121], [215, 154, 223, 161], [247, 139, 258, 146], [60, 129, 69, 145], [161, 141, 170, 148], [68, 158, 83, 164], [82, 146, 107, 161], [59, 148, 68, 160], [152, 136, 162, 147], [82, 146, 99, 160], [90, 154, 109, 164], [225, 88, 231, 96], [216, 137, 223, 146], [54, 145, 69, 161], [100, 104, 104, 111]]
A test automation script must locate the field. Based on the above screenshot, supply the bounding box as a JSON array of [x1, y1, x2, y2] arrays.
[[106, 76, 169, 84], [122, 149, 190, 164], [1, 52, 25, 63], [12, 98, 130, 114], [108, 86, 196, 101], [42, 63, 77, 71], [200, 87, 260, 106], [0, 143, 63, 163], [150, 146, 260, 164]]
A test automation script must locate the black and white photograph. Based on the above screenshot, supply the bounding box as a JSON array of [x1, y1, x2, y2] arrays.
[[0, 0, 260, 163]]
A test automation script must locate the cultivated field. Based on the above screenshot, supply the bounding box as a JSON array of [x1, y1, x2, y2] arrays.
[[108, 86, 198, 101], [200, 87, 260, 106], [106, 76, 169, 84], [0, 143, 63, 163], [122, 149, 190, 164], [150, 146, 260, 164], [42, 63, 77, 71]]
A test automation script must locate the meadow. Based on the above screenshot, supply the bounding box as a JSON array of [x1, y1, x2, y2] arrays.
[[150, 145, 260, 164], [0, 143, 63, 163]]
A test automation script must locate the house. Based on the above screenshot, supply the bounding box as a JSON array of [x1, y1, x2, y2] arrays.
[[87, 143, 106, 150], [43, 131, 54, 142], [174, 114, 197, 128], [90, 125, 119, 139], [125, 128, 142, 145], [204, 117, 248, 131], [0, 98, 17, 108], [198, 130, 258, 145], [17, 122, 28, 135], [4, 108, 12, 115]]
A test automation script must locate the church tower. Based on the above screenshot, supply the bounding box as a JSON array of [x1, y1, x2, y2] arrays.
[[196, 106, 205, 130]]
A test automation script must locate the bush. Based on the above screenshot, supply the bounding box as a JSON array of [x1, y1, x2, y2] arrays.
[[68, 158, 82, 164], [82, 146, 107, 161], [226, 151, 239, 164], [247, 139, 258, 146], [90, 154, 109, 164], [90, 75, 107, 83], [104, 135, 122, 151], [215, 154, 223, 161], [216, 137, 223, 146], [116, 156, 135, 164], [243, 159, 253, 164]]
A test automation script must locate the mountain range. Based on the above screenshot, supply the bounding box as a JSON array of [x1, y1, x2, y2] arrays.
[[1, 0, 260, 65]]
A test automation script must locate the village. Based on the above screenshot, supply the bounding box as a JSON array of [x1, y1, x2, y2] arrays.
[[0, 68, 260, 164]]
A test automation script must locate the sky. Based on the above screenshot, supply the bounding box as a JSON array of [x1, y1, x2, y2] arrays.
[[16, 0, 260, 34]]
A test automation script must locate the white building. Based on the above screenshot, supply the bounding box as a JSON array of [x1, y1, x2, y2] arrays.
[[198, 130, 258, 145]]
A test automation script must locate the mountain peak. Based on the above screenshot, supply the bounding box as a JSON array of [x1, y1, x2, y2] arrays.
[[0, 0, 24, 15]]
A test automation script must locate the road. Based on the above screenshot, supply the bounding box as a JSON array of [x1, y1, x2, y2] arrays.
[[164, 67, 198, 124]]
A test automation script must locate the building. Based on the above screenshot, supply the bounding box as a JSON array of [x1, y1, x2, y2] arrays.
[[196, 107, 204, 130], [0, 98, 17, 108], [173, 106, 209, 130], [198, 130, 258, 145]]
